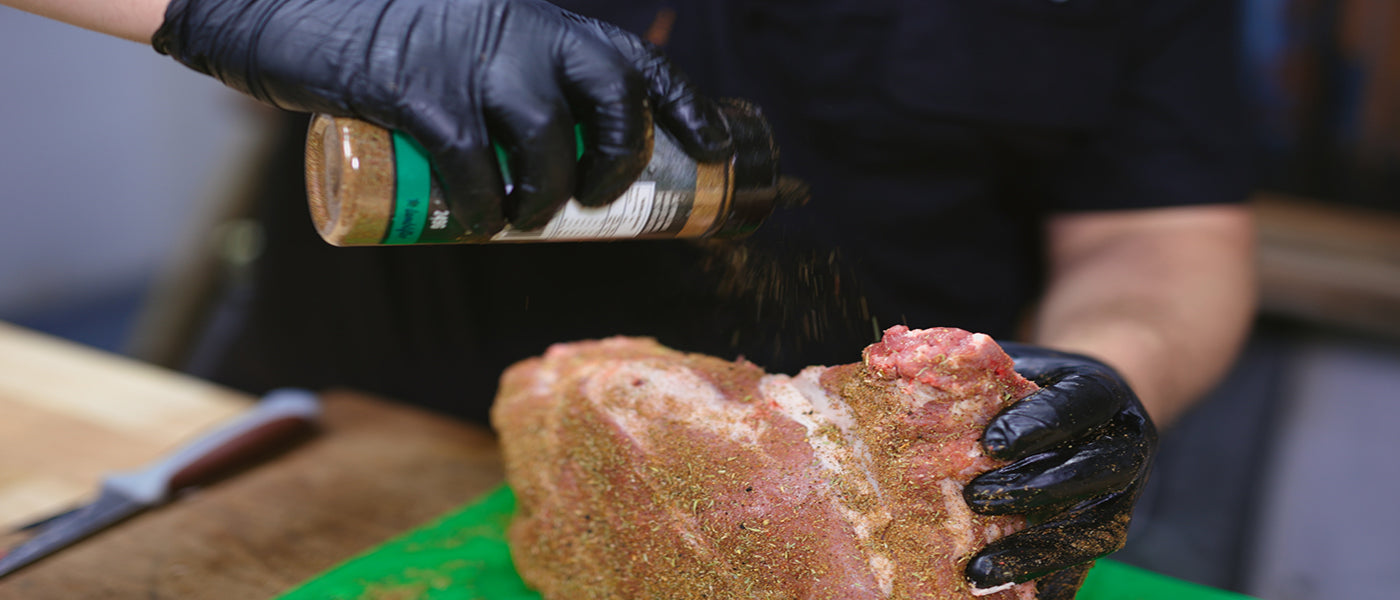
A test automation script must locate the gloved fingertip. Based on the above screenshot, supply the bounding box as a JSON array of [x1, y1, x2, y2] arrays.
[[700, 98, 737, 155], [462, 209, 507, 239], [507, 185, 575, 232], [660, 98, 733, 162], [965, 552, 1014, 590], [441, 185, 506, 240], [574, 152, 646, 208], [575, 182, 628, 208], [980, 420, 1016, 460], [962, 481, 1018, 515], [982, 393, 1086, 460], [691, 118, 734, 160], [573, 192, 610, 208], [507, 204, 552, 232]]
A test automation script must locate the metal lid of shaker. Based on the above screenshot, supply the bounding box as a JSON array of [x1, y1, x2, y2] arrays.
[[711, 99, 809, 239]]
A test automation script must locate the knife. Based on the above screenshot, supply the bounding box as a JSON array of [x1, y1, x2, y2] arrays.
[[0, 388, 322, 579]]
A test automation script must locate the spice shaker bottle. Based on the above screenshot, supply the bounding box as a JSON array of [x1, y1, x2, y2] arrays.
[[304, 99, 807, 245]]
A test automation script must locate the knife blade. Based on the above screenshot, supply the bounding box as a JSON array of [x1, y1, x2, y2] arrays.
[[0, 388, 321, 579]]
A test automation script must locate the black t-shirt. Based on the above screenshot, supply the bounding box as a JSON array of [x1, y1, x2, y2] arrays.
[[202, 0, 1252, 424]]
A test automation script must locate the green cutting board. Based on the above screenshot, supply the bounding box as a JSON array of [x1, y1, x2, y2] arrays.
[[276, 487, 1255, 600]]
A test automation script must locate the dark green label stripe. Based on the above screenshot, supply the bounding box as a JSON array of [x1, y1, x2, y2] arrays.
[[386, 132, 432, 244], [388, 125, 587, 243]]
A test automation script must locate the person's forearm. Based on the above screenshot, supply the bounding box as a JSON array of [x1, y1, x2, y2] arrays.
[[3, 0, 169, 43], [1030, 205, 1257, 428]]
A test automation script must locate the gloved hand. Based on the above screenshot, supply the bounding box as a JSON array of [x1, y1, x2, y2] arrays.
[[963, 343, 1158, 599], [153, 0, 733, 236]]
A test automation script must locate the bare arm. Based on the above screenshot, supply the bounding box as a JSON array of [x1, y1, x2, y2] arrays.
[[2, 0, 169, 43], [1031, 204, 1256, 428]]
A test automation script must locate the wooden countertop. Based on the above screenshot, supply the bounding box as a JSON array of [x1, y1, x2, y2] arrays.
[[1255, 194, 1400, 338], [1, 192, 1388, 597], [0, 323, 504, 599]]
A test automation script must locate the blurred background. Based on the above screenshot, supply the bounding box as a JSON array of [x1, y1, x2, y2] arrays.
[[1, 1, 1397, 599]]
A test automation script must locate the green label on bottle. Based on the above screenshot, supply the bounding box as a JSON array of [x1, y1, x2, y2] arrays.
[[386, 132, 433, 244], [386, 124, 622, 243]]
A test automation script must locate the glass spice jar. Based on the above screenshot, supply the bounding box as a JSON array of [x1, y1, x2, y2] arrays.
[[304, 99, 807, 245]]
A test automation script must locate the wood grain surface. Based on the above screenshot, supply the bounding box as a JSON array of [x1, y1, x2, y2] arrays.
[[0, 322, 250, 531], [1255, 193, 1400, 338], [0, 390, 504, 599]]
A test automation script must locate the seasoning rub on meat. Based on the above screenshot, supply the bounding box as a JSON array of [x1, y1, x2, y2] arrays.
[[491, 326, 1046, 599]]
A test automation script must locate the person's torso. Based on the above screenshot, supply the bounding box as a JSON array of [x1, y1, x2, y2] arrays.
[[548, 0, 1137, 346], [215, 0, 1146, 422]]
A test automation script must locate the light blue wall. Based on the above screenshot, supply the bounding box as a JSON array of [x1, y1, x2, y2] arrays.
[[0, 6, 259, 314]]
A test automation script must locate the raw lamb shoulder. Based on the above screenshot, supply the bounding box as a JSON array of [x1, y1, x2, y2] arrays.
[[492, 326, 1048, 599]]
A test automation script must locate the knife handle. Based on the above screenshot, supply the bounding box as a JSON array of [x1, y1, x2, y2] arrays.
[[103, 389, 322, 506]]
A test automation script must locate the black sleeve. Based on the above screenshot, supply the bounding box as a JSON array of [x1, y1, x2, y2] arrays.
[[1043, 0, 1256, 212]]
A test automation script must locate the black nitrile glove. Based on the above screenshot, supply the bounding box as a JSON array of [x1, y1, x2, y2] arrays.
[[153, 0, 733, 236], [964, 343, 1158, 599]]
